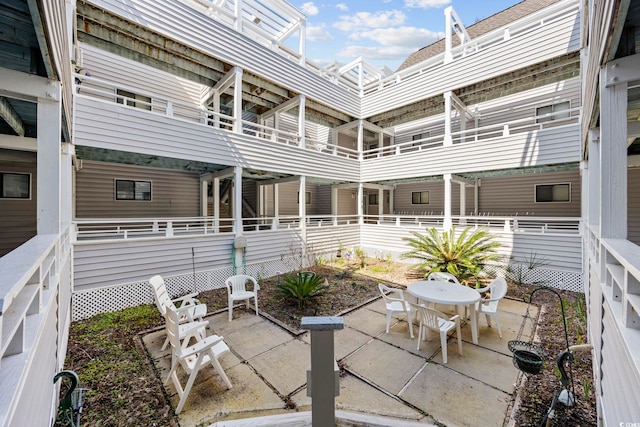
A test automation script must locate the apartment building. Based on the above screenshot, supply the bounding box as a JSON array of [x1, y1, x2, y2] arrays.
[[0, 0, 637, 424]]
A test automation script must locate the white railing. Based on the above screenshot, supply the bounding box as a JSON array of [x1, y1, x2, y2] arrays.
[[0, 227, 71, 425], [75, 74, 358, 159], [74, 217, 235, 241], [74, 214, 580, 242], [362, 106, 581, 160]]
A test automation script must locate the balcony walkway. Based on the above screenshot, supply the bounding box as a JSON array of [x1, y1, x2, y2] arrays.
[[142, 297, 537, 426]]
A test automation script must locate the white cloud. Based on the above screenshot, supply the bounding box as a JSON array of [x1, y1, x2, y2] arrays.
[[334, 10, 406, 32], [306, 24, 334, 41], [300, 2, 319, 16], [404, 0, 451, 8], [349, 26, 443, 48], [335, 3, 348, 11], [338, 45, 415, 61]]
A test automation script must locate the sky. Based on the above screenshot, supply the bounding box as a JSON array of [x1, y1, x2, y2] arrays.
[[294, 0, 523, 71]]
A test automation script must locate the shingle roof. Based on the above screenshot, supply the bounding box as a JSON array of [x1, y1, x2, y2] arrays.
[[396, 0, 562, 72]]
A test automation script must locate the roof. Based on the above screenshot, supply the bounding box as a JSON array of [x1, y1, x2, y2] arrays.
[[396, 0, 562, 72]]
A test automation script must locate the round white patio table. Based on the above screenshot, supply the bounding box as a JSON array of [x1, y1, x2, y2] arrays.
[[407, 281, 481, 345]]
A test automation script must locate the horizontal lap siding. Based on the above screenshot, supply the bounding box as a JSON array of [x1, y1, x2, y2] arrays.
[[73, 235, 234, 290], [600, 304, 640, 425], [80, 44, 204, 104], [75, 97, 360, 181], [629, 169, 640, 245], [75, 160, 200, 218], [361, 124, 580, 181], [361, 3, 580, 117], [87, 0, 360, 117], [0, 151, 37, 256], [361, 225, 582, 272], [394, 182, 447, 215], [244, 229, 302, 264], [307, 226, 360, 254]]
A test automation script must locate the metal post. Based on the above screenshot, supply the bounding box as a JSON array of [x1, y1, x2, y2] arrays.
[[301, 316, 344, 427]]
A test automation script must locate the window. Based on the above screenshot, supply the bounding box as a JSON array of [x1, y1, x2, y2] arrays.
[[115, 179, 152, 201], [536, 101, 570, 123], [412, 132, 430, 147], [1, 172, 30, 199], [411, 191, 429, 204], [535, 183, 570, 203], [368, 193, 379, 205], [297, 191, 311, 204], [116, 89, 152, 110]]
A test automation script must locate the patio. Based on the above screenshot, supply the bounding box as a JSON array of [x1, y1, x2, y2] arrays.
[[142, 296, 538, 426]]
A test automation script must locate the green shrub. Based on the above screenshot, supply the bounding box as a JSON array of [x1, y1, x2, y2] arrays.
[[401, 226, 501, 286], [276, 272, 329, 309]]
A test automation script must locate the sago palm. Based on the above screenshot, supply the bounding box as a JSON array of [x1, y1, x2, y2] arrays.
[[401, 226, 501, 286]]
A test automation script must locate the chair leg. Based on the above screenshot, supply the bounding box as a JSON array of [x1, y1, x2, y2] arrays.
[[485, 313, 492, 328], [254, 296, 258, 315], [161, 336, 170, 351], [385, 311, 393, 334], [406, 311, 414, 338], [175, 356, 205, 414], [495, 314, 503, 338], [208, 349, 233, 389], [440, 331, 448, 364], [455, 320, 463, 356], [416, 323, 423, 350], [228, 300, 233, 322]]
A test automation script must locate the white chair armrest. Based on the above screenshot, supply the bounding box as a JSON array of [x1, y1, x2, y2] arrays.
[[182, 334, 225, 357], [475, 285, 490, 293], [172, 292, 200, 306], [179, 319, 209, 335], [449, 314, 460, 322]]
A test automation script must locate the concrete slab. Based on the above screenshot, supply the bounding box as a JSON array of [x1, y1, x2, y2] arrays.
[[376, 323, 442, 360], [399, 363, 510, 427], [342, 307, 388, 336], [430, 343, 520, 393], [221, 318, 295, 360], [292, 374, 432, 423], [247, 339, 310, 396], [175, 362, 286, 427], [334, 327, 374, 360], [463, 311, 535, 356], [500, 298, 539, 317], [343, 339, 426, 395]]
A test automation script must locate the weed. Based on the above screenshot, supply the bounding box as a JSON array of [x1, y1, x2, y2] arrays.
[[505, 251, 549, 286]]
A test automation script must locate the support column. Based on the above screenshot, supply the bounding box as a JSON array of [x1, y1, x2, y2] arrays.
[[444, 7, 453, 64], [357, 183, 363, 225], [233, 166, 242, 234], [378, 188, 383, 217], [587, 130, 600, 230], [274, 184, 280, 218], [298, 21, 306, 66], [444, 91, 453, 146], [443, 174, 452, 230], [201, 180, 208, 217], [213, 178, 220, 232], [299, 176, 306, 238], [234, 0, 242, 32], [331, 186, 338, 225], [60, 143, 74, 227], [357, 120, 364, 161], [389, 188, 394, 214], [37, 93, 62, 235], [459, 182, 466, 225], [233, 68, 243, 133], [299, 95, 306, 149], [474, 179, 479, 215], [599, 73, 627, 239]]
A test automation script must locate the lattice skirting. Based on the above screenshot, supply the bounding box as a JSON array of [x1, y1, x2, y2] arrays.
[[483, 264, 583, 293], [72, 259, 294, 321], [72, 258, 582, 321]]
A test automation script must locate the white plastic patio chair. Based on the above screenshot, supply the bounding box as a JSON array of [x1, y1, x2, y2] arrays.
[[378, 283, 414, 338], [164, 305, 233, 414], [149, 275, 208, 350], [225, 275, 260, 321], [410, 302, 462, 363], [475, 277, 508, 338]]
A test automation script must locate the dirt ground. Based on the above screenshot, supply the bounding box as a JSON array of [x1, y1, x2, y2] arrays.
[[63, 259, 596, 427]]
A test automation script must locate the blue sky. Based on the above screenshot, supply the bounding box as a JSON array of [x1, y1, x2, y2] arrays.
[[295, 0, 522, 71]]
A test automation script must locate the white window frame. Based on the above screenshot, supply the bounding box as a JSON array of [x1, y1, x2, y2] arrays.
[[296, 191, 311, 204], [411, 191, 429, 205], [114, 179, 153, 201], [534, 183, 571, 203], [536, 101, 571, 123], [1, 172, 31, 200]]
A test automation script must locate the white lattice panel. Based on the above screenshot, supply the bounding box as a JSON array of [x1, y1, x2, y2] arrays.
[[484, 264, 583, 292]]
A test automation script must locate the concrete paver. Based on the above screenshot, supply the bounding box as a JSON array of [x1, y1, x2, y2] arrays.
[[142, 297, 533, 426]]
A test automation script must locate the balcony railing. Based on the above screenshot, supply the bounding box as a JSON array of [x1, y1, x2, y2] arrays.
[[73, 214, 580, 242]]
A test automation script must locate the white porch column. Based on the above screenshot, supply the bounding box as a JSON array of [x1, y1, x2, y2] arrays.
[[201, 180, 208, 216], [389, 188, 394, 214], [299, 95, 306, 149], [37, 91, 62, 235], [257, 184, 264, 217], [233, 68, 243, 133], [459, 181, 466, 224], [598, 71, 627, 239], [213, 178, 220, 232], [60, 143, 74, 226], [299, 176, 307, 238], [444, 91, 453, 146], [233, 166, 242, 234], [234, 0, 242, 32], [587, 130, 600, 229], [213, 91, 221, 128], [357, 120, 364, 161], [274, 184, 280, 218], [331, 186, 338, 226], [444, 7, 453, 64], [357, 183, 363, 224], [299, 21, 306, 66], [443, 174, 452, 230], [474, 179, 479, 215], [378, 188, 383, 217]]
